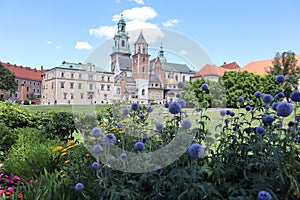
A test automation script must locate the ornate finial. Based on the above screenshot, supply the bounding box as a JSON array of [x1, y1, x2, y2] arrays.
[[120, 13, 123, 19]]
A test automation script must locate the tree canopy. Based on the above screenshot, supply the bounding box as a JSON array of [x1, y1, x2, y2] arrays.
[[0, 63, 17, 93]]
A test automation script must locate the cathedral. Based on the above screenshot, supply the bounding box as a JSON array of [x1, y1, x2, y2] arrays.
[[111, 15, 195, 104]]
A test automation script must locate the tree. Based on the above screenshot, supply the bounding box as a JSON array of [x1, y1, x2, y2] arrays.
[[0, 63, 17, 93], [181, 82, 198, 107], [269, 51, 300, 102]]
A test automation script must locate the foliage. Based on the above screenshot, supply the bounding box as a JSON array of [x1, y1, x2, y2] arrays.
[[0, 63, 17, 93], [0, 123, 16, 162], [3, 128, 61, 179], [0, 172, 27, 199], [269, 51, 300, 102], [181, 82, 197, 107]]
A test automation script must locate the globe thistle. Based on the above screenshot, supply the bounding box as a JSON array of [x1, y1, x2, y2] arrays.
[[123, 108, 130, 115], [254, 91, 262, 98], [263, 115, 274, 124], [290, 91, 300, 102], [134, 141, 144, 151], [156, 123, 163, 131], [92, 162, 100, 169], [140, 114, 145, 120], [164, 102, 169, 108], [262, 94, 273, 104], [256, 126, 265, 134], [92, 144, 103, 154], [177, 81, 185, 88], [226, 110, 231, 115], [188, 143, 205, 159], [195, 106, 201, 112], [176, 93, 181, 98], [275, 92, 285, 100], [245, 105, 252, 111], [288, 121, 295, 127], [237, 96, 244, 103], [120, 152, 127, 159], [178, 99, 186, 108], [147, 106, 153, 112], [224, 119, 229, 124], [201, 83, 209, 90], [102, 133, 117, 145], [91, 127, 102, 138], [275, 74, 285, 84], [117, 122, 123, 128], [168, 102, 182, 114], [257, 191, 272, 200], [230, 111, 235, 117], [233, 126, 237, 131], [131, 103, 139, 111], [220, 109, 226, 116], [276, 101, 293, 117], [75, 183, 84, 191], [181, 119, 192, 130], [271, 103, 278, 111]]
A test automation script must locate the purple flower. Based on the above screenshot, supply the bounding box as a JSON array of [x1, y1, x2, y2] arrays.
[[134, 142, 144, 151], [201, 83, 209, 90], [131, 103, 139, 111], [92, 144, 103, 154], [288, 121, 295, 127], [178, 99, 186, 108], [263, 115, 274, 124], [120, 152, 127, 159], [168, 102, 182, 114], [256, 126, 265, 134], [164, 102, 169, 108], [275, 75, 285, 84], [290, 91, 300, 102], [254, 91, 262, 98], [220, 109, 226, 116], [226, 110, 231, 115], [230, 111, 235, 117], [117, 122, 123, 128], [140, 114, 145, 119], [257, 191, 272, 200], [196, 106, 201, 112], [276, 101, 293, 117], [245, 105, 252, 111], [237, 96, 244, 103], [224, 119, 229, 124], [181, 119, 192, 130], [91, 127, 102, 138], [147, 106, 153, 112], [262, 94, 273, 104], [188, 143, 205, 159], [177, 81, 185, 88], [92, 162, 100, 169], [102, 133, 116, 145], [271, 103, 278, 111], [176, 93, 181, 98], [275, 92, 285, 100], [123, 108, 130, 115], [156, 123, 163, 131], [75, 183, 84, 191]]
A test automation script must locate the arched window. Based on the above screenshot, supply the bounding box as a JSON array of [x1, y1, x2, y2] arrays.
[[117, 88, 120, 95], [183, 75, 185, 82], [142, 89, 145, 96]]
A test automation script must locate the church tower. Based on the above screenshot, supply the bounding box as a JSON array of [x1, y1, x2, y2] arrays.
[[110, 14, 131, 75]]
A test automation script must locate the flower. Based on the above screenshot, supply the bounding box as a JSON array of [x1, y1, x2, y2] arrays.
[[257, 190, 272, 200], [17, 193, 23, 199], [92, 162, 100, 169], [224, 119, 229, 124], [147, 106, 153, 112], [254, 91, 262, 98], [188, 143, 205, 159], [140, 114, 145, 119], [237, 96, 244, 103], [92, 144, 103, 154], [91, 127, 102, 138], [168, 102, 182, 114], [52, 146, 63, 154], [120, 152, 127, 159], [123, 108, 130, 115], [134, 142, 144, 151], [245, 105, 252, 111], [156, 123, 163, 131], [117, 122, 123, 128], [181, 119, 192, 130], [178, 99, 186, 108], [256, 126, 265, 134], [288, 121, 295, 127], [177, 81, 185, 88], [271, 103, 278, 111], [275, 92, 285, 100], [276, 101, 293, 117], [275, 75, 285, 84], [262, 94, 273, 104], [220, 109, 226, 116], [75, 183, 84, 191], [164, 102, 169, 108], [263, 115, 274, 124], [102, 133, 117, 145], [195, 106, 201, 112], [290, 91, 300, 102], [131, 103, 139, 111], [201, 83, 209, 90], [176, 93, 181, 98], [230, 111, 235, 117], [226, 110, 231, 115]]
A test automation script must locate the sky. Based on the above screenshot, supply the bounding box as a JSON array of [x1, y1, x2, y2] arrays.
[[0, 0, 300, 71]]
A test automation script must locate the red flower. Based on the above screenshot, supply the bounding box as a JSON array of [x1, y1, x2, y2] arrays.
[[18, 193, 23, 199]]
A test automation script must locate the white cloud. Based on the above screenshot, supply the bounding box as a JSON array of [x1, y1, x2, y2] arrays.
[[55, 46, 62, 49], [179, 49, 188, 56], [162, 19, 179, 27], [116, 0, 121, 3], [89, 25, 117, 39], [112, 6, 157, 22], [129, 0, 144, 5], [75, 41, 93, 50], [47, 41, 53, 45]]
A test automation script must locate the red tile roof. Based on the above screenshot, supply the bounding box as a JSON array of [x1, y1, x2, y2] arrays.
[[219, 62, 240, 70], [1, 62, 45, 82], [192, 63, 236, 78]]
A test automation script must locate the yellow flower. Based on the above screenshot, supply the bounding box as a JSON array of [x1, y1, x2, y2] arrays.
[[67, 140, 74, 147], [60, 174, 66, 178], [64, 160, 70, 164], [67, 143, 79, 150], [60, 152, 67, 157], [100, 124, 108, 127], [121, 120, 127, 123], [62, 148, 68, 153], [52, 146, 63, 154], [110, 127, 116, 131], [85, 153, 91, 157], [59, 170, 64, 174]]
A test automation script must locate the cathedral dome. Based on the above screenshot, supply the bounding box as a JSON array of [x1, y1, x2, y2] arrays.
[[165, 78, 178, 85]]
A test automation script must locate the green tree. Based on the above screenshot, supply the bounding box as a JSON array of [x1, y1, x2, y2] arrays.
[[181, 82, 198, 107], [269, 51, 300, 101], [0, 63, 18, 93]]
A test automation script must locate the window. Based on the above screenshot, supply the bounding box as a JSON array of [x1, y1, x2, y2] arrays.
[[78, 83, 82, 89], [107, 85, 110, 91], [71, 93, 74, 99], [104, 94, 107, 100], [89, 75, 93, 80], [24, 81, 26, 84], [121, 40, 125, 47], [142, 89, 145, 96], [61, 72, 64, 77], [26, 87, 29, 91], [183, 75, 186, 82], [117, 88, 120, 95], [33, 82, 35, 85], [89, 84, 93, 90], [51, 82, 54, 89], [60, 82, 65, 88], [101, 84, 104, 90], [80, 93, 84, 99], [79, 74, 82, 79], [33, 89, 36, 92], [143, 57, 145, 62], [107, 76, 110, 82], [175, 75, 178, 81], [63, 93, 67, 99], [142, 66, 145, 72], [37, 89, 40, 92], [71, 73, 74, 78], [37, 83, 40, 86], [101, 76, 105, 81], [70, 82, 74, 89]]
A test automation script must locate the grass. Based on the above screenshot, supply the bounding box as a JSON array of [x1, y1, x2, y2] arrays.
[[26, 104, 109, 113]]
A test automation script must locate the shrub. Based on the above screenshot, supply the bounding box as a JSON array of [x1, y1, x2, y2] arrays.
[[0, 123, 16, 162]]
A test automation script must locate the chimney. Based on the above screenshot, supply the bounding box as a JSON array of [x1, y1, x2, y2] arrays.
[[41, 66, 44, 71], [223, 62, 226, 65]]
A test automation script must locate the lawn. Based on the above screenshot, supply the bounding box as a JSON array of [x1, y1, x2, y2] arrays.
[[26, 104, 109, 113]]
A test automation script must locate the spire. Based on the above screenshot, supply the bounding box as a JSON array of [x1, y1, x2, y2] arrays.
[[158, 42, 167, 63], [134, 31, 148, 45], [117, 14, 126, 33]]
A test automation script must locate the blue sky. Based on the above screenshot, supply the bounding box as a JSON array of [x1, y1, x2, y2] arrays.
[[0, 0, 299, 70]]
